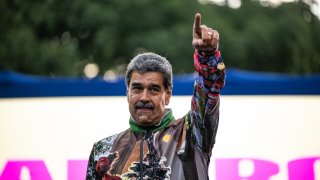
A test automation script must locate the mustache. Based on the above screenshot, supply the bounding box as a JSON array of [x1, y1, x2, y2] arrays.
[[135, 101, 154, 109]]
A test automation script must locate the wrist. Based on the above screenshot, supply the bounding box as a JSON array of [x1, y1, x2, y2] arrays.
[[197, 49, 216, 57]]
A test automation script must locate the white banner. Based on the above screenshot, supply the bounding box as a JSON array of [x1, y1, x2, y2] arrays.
[[0, 96, 319, 179]]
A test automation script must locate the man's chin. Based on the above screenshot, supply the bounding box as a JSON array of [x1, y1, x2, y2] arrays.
[[137, 116, 155, 126]]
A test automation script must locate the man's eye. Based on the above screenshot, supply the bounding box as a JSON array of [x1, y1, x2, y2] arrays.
[[151, 87, 160, 92], [132, 86, 142, 91]]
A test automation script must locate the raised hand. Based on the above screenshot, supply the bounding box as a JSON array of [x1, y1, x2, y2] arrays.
[[192, 13, 219, 52]]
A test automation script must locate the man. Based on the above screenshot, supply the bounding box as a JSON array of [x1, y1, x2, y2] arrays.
[[86, 13, 226, 180]]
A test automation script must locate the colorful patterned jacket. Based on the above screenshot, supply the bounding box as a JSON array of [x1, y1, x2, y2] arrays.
[[86, 50, 226, 180]]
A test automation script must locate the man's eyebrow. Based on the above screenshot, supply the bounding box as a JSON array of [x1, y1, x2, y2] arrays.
[[130, 82, 162, 89], [131, 82, 142, 87], [150, 84, 161, 88]]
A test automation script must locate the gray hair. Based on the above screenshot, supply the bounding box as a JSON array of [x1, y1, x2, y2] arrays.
[[125, 52, 173, 90]]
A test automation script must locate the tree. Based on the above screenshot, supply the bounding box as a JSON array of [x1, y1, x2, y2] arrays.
[[0, 0, 319, 76]]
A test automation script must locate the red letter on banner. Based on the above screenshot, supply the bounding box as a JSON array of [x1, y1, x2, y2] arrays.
[[288, 157, 320, 180], [215, 158, 279, 180], [0, 160, 52, 180]]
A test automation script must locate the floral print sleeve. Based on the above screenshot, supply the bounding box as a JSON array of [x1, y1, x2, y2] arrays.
[[86, 134, 118, 180], [190, 50, 226, 153]]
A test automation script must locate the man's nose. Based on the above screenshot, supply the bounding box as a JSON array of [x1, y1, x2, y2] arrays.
[[140, 89, 150, 102]]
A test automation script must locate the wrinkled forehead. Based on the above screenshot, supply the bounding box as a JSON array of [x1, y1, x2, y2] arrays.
[[129, 71, 164, 86]]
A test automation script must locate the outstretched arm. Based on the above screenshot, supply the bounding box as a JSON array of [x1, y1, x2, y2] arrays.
[[190, 13, 226, 153]]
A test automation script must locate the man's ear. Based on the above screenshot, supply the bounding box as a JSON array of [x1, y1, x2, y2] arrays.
[[165, 87, 172, 105]]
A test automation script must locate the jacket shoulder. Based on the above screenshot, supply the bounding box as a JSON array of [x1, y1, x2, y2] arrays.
[[92, 129, 130, 159]]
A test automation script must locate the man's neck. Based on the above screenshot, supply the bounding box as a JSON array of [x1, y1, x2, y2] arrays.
[[129, 109, 174, 133]]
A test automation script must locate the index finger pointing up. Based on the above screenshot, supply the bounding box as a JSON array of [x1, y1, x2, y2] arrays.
[[193, 13, 201, 34]]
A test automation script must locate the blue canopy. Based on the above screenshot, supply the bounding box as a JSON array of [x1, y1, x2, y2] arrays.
[[0, 69, 319, 98]]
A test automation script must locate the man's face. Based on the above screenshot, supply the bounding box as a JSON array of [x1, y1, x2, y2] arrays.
[[127, 71, 172, 126]]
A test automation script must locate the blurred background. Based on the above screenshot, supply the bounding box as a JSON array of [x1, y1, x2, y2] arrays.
[[0, 0, 319, 78], [1, 0, 320, 179]]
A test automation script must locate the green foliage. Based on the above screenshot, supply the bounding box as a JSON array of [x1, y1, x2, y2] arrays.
[[0, 0, 319, 76]]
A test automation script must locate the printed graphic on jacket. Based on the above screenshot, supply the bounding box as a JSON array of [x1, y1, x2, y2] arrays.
[[121, 136, 171, 180], [91, 133, 171, 180], [96, 152, 121, 180]]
